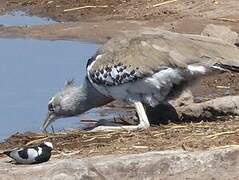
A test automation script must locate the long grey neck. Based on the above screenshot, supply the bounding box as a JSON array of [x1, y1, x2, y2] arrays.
[[75, 77, 113, 113]]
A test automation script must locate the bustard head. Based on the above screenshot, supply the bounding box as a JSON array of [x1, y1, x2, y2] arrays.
[[42, 78, 113, 132], [42, 80, 87, 131]]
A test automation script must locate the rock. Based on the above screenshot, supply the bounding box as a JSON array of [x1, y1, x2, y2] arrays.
[[147, 95, 239, 124], [176, 95, 239, 121], [169, 90, 194, 107], [201, 24, 239, 45], [0, 146, 239, 179]]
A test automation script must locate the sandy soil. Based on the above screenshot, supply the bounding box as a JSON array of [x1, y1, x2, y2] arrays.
[[0, 0, 239, 157]]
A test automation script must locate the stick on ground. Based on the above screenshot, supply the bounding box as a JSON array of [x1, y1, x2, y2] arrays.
[[153, 0, 178, 7], [64, 5, 108, 12]]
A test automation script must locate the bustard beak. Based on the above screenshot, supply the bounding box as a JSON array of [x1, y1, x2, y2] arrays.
[[42, 112, 57, 132]]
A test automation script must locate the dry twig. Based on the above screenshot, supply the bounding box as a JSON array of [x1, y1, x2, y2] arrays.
[[25, 137, 49, 146], [212, 18, 239, 22], [206, 130, 239, 139], [64, 5, 109, 12], [153, 0, 178, 7], [53, 150, 82, 157], [132, 145, 149, 149]]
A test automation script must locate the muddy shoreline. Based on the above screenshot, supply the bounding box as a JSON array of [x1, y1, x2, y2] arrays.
[[0, 16, 239, 44]]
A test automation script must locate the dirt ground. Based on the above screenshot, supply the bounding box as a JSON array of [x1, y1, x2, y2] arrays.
[[0, 118, 239, 159], [1, 0, 239, 42], [0, 0, 239, 157], [0, 0, 239, 23]]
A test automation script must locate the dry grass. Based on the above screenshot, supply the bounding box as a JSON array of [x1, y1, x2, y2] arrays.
[[1, 116, 239, 158]]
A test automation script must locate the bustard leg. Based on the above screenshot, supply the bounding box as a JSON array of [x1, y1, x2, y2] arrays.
[[90, 101, 150, 132]]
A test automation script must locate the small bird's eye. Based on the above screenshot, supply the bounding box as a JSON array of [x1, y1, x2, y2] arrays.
[[48, 103, 54, 112]]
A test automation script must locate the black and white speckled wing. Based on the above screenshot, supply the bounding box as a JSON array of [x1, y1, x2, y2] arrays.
[[87, 59, 145, 86], [86, 37, 178, 87], [87, 30, 239, 87]]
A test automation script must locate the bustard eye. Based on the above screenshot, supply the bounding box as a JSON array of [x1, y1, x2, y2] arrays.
[[48, 103, 54, 112]]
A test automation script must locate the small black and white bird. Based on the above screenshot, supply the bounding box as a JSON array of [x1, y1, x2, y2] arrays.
[[3, 142, 53, 164]]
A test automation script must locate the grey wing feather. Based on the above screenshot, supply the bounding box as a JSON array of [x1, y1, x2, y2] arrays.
[[87, 30, 239, 86]]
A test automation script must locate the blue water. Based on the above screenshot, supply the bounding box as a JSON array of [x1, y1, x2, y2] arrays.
[[0, 38, 101, 140], [0, 11, 55, 26]]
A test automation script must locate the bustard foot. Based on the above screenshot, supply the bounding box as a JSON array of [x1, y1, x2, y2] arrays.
[[89, 101, 150, 132]]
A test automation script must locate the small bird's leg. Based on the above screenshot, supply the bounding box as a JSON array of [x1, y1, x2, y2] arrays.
[[90, 101, 150, 132]]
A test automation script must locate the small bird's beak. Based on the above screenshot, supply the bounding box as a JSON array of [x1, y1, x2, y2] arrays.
[[42, 112, 57, 132]]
